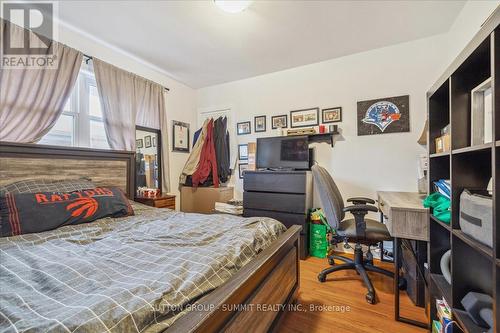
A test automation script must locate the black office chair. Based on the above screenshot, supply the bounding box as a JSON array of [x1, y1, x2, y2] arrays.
[[311, 164, 393, 304]]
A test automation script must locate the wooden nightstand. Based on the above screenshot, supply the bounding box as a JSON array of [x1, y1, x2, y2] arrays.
[[135, 194, 176, 209]]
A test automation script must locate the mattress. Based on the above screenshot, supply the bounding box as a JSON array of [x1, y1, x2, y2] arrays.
[[0, 202, 285, 332]]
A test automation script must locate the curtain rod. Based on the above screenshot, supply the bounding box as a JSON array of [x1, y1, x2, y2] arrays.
[[83, 54, 170, 92]]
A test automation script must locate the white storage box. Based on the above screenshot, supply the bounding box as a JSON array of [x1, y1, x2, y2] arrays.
[[459, 189, 493, 248]]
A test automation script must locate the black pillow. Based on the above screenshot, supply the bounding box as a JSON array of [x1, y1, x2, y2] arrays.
[[0, 187, 134, 237]]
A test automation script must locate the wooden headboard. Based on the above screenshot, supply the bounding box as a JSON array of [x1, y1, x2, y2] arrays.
[[0, 142, 135, 198]]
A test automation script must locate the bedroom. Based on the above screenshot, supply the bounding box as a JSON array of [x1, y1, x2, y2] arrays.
[[0, 1, 499, 332]]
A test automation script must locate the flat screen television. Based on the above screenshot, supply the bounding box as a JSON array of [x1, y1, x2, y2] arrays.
[[256, 136, 309, 170]]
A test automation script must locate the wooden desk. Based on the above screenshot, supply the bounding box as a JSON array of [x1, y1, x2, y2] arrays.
[[377, 191, 429, 329], [377, 191, 428, 241]]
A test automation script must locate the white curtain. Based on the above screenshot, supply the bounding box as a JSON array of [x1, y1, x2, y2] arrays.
[[0, 19, 83, 142], [93, 59, 170, 192], [93, 59, 137, 151], [136, 79, 160, 129], [159, 91, 170, 193], [135, 77, 170, 193]]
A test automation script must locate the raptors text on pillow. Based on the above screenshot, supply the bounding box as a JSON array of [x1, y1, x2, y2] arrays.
[[0, 187, 134, 237]]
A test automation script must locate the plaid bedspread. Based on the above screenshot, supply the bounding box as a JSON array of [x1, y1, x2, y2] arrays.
[[0, 203, 285, 333]]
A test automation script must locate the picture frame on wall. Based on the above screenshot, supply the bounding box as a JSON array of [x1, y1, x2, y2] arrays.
[[290, 107, 319, 128], [237, 121, 251, 135], [136, 139, 143, 149], [152, 137, 157, 147], [271, 115, 288, 129], [238, 144, 248, 160], [322, 107, 342, 123], [172, 120, 190, 152], [238, 163, 248, 179], [357, 95, 410, 136], [144, 135, 152, 148], [254, 115, 266, 132]]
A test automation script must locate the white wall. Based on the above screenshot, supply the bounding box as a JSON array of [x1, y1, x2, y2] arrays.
[[443, 1, 499, 68], [197, 35, 445, 207], [56, 23, 197, 209], [196, 1, 498, 215]]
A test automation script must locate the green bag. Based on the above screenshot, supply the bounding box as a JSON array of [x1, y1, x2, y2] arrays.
[[309, 209, 333, 258], [423, 192, 451, 223]]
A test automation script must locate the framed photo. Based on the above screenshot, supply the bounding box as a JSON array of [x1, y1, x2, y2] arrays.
[[254, 115, 266, 132], [152, 137, 157, 147], [238, 144, 248, 160], [237, 121, 251, 135], [357, 95, 409, 136], [172, 120, 190, 152], [238, 163, 248, 179], [271, 115, 288, 129], [322, 107, 342, 123], [290, 107, 319, 128], [136, 139, 143, 148], [471, 78, 493, 145], [144, 135, 152, 148]]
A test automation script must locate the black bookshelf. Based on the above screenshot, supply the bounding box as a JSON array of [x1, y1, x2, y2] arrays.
[[427, 10, 499, 333]]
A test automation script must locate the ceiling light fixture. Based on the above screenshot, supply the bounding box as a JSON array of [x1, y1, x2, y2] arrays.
[[214, 0, 252, 14]]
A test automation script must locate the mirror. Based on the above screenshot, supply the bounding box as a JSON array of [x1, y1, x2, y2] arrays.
[[135, 126, 161, 195]]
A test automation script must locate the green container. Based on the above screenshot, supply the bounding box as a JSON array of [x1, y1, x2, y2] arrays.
[[308, 208, 332, 258], [309, 223, 328, 258]]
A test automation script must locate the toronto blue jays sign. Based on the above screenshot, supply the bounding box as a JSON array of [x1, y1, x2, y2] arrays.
[[357, 95, 409, 136]]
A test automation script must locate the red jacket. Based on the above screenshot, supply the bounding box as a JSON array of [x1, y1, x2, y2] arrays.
[[191, 119, 219, 188]]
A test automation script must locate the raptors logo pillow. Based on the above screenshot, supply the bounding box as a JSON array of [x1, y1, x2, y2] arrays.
[[0, 187, 134, 237]]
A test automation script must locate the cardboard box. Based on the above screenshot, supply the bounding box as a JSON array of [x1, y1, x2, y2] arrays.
[[435, 134, 450, 153], [180, 186, 234, 213]]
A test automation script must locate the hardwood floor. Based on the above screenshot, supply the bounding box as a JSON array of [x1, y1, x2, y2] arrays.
[[278, 255, 427, 333]]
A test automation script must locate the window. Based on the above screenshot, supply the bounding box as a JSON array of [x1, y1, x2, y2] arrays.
[[40, 62, 110, 149]]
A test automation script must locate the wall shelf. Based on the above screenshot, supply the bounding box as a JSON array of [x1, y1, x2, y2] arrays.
[[427, 15, 498, 333], [305, 132, 339, 147]]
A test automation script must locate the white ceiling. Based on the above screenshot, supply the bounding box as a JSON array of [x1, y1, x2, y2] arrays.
[[57, 1, 466, 88]]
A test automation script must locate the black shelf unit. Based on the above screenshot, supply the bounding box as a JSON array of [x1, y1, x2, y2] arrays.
[[427, 11, 499, 333]]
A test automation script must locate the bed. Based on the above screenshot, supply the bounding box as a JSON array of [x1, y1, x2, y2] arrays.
[[0, 142, 301, 333]]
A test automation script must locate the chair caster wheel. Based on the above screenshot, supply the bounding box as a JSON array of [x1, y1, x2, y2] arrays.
[[366, 292, 376, 304], [328, 257, 335, 266], [318, 274, 326, 282]]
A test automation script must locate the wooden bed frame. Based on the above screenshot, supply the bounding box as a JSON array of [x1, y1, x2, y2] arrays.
[[0, 141, 301, 333]]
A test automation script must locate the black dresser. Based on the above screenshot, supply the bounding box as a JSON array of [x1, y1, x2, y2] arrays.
[[243, 170, 312, 259]]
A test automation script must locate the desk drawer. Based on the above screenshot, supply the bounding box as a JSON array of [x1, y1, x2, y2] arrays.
[[243, 192, 306, 214], [244, 172, 306, 194], [392, 210, 428, 241], [154, 197, 175, 208]]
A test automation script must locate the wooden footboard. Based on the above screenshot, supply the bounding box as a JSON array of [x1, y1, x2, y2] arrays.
[[167, 225, 301, 333]]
